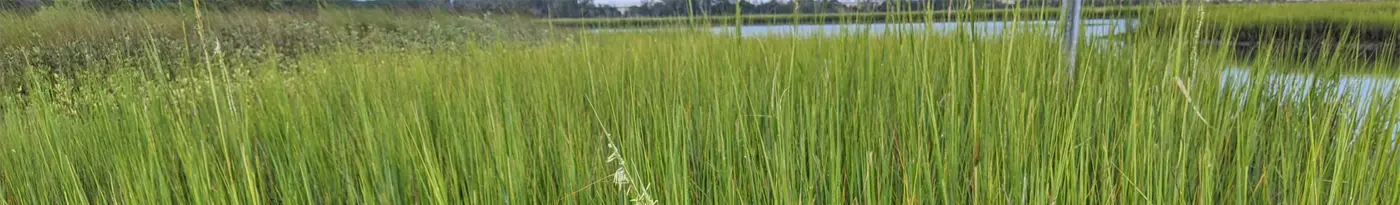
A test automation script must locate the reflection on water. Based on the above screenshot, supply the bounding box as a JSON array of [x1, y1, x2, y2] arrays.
[[1221, 68, 1398, 106], [1221, 68, 1400, 141]]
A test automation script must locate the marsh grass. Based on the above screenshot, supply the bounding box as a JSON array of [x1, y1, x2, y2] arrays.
[[2, 1, 1400, 205], [546, 7, 1146, 28], [0, 7, 551, 99], [1143, 2, 1400, 44], [1145, 2, 1400, 33]]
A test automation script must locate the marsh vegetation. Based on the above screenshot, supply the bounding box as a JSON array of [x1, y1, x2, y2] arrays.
[[1, 1, 1397, 204]]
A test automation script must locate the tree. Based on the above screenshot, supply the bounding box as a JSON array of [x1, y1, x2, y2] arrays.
[[588, 4, 623, 17], [454, 0, 516, 13], [1, 0, 49, 14], [755, 0, 795, 14]]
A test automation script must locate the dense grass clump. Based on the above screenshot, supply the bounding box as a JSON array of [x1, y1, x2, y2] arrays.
[[0, 8, 551, 98], [2, 19, 1399, 204], [546, 7, 1146, 28], [1144, 2, 1400, 42]]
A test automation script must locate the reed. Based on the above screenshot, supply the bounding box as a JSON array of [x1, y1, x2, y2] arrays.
[[1, 2, 1397, 205]]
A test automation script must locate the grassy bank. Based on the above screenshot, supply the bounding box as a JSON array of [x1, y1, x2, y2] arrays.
[[564, 2, 1400, 44], [1144, 2, 1400, 42], [3, 20, 1400, 204], [0, 7, 552, 98], [546, 7, 1147, 28]]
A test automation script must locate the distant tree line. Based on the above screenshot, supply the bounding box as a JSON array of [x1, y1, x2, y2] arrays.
[[5, 0, 1321, 18]]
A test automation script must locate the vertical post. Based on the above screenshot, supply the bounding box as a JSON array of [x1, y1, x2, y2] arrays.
[[1062, 0, 1083, 86]]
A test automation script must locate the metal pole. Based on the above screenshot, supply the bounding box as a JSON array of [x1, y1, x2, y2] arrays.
[[1062, 0, 1083, 86]]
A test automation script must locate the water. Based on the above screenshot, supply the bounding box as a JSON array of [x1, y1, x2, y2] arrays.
[[1221, 68, 1400, 140], [1221, 68, 1398, 106]]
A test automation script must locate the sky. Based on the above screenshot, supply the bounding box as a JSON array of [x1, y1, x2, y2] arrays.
[[593, 0, 647, 6], [593, 0, 865, 7]]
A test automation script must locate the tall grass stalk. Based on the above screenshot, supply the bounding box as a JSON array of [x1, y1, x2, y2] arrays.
[[1, 2, 1399, 205]]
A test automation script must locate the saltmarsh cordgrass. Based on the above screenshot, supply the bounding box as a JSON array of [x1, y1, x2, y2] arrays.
[[545, 6, 1145, 28], [1141, 1, 1400, 46], [3, 24, 1399, 203], [1143, 2, 1400, 33], [0, 7, 551, 98], [3, 3, 1400, 205]]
